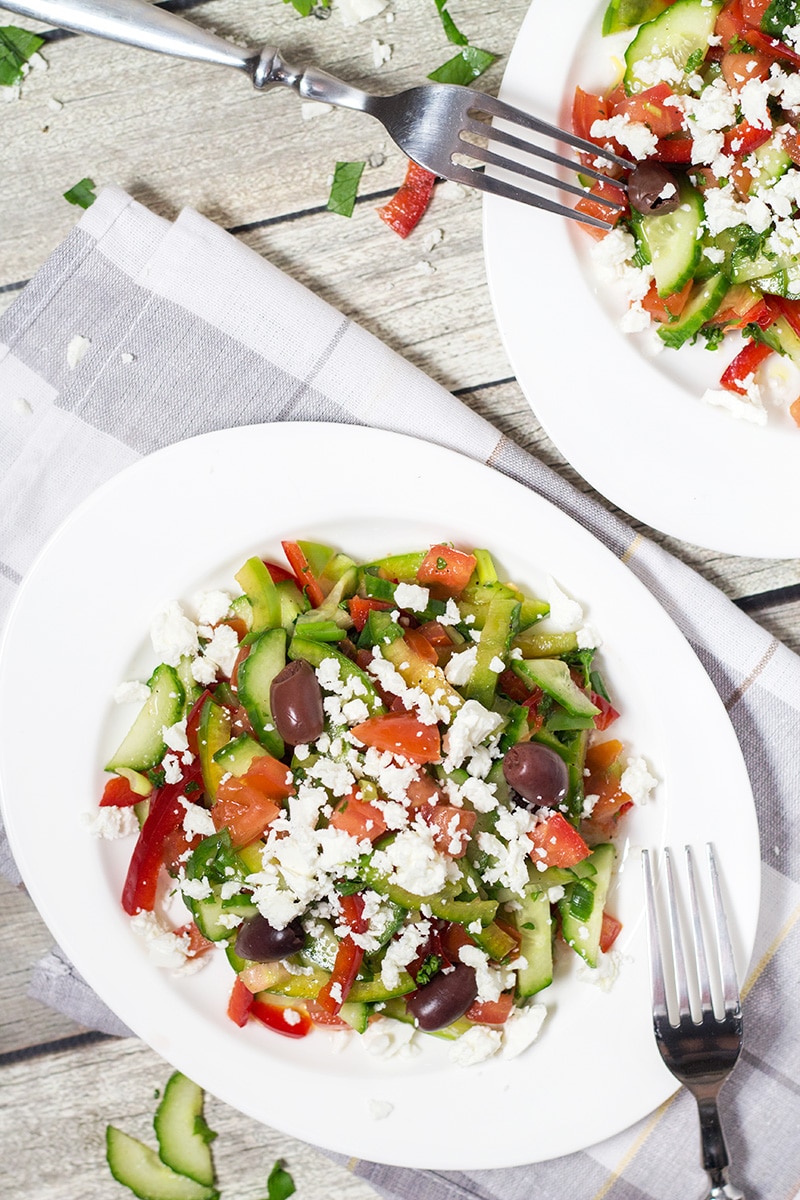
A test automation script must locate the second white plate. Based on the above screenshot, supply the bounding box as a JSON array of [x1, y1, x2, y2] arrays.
[[484, 0, 800, 558]]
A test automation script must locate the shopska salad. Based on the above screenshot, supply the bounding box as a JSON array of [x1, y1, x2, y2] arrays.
[[574, 0, 800, 426], [94, 540, 655, 1067]]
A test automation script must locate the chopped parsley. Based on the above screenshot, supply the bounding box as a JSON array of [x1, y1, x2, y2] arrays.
[[761, 0, 800, 38], [433, 0, 469, 46], [684, 47, 705, 73], [146, 766, 166, 788], [743, 320, 786, 354], [326, 160, 366, 218], [184, 780, 201, 794], [63, 178, 97, 209], [283, 0, 330, 14], [415, 954, 442, 985], [265, 1160, 296, 1200], [700, 324, 727, 351], [428, 44, 496, 86], [0, 25, 43, 88]]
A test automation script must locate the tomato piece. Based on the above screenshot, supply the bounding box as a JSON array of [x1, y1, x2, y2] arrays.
[[440, 920, 474, 962], [720, 50, 773, 89], [251, 997, 312, 1038], [653, 134, 694, 163], [329, 792, 388, 842], [720, 338, 773, 394], [281, 540, 325, 608], [790, 397, 800, 426], [746, 25, 800, 65], [403, 627, 438, 664], [262, 560, 295, 584], [227, 976, 255, 1027], [211, 777, 281, 848], [405, 770, 446, 807], [583, 739, 631, 823], [161, 826, 202, 872], [350, 711, 441, 763], [100, 775, 140, 808], [376, 160, 437, 238], [574, 180, 627, 237], [528, 812, 591, 868], [305, 998, 352, 1028], [466, 993, 514, 1026], [610, 83, 685, 137], [173, 921, 215, 959], [419, 804, 476, 857], [415, 620, 452, 648], [741, 0, 771, 23], [241, 753, 295, 799], [316, 895, 366, 1014], [599, 912, 623, 954], [715, 289, 773, 330], [770, 295, 800, 338], [572, 86, 608, 143], [347, 595, 392, 632], [723, 119, 772, 156], [590, 691, 620, 730], [121, 761, 203, 915], [641, 278, 693, 323], [416, 544, 477, 595]]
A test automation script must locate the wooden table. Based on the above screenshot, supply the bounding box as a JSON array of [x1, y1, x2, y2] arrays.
[[1, 2, 798, 1196]]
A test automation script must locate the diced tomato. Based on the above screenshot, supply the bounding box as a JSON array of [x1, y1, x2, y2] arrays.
[[440, 920, 474, 961], [241, 753, 295, 799], [262, 559, 295, 584], [779, 126, 800, 167], [744, 25, 800, 66], [740, 0, 772, 24], [723, 118, 772, 156], [572, 86, 608, 143], [420, 804, 476, 857], [250, 997, 312, 1038], [230, 640, 251, 693], [610, 83, 685, 137], [281, 540, 325, 608], [466, 993, 514, 1026], [497, 667, 532, 704], [316, 894, 366, 1015], [590, 691, 620, 730], [415, 620, 452, 648], [305, 998, 352, 1028], [350, 711, 441, 764], [161, 826, 202, 873], [100, 775, 140, 808], [212, 777, 281, 847], [416, 544, 477, 595], [405, 770, 445, 807], [173, 921, 215, 959], [716, 0, 748, 50], [720, 49, 773, 90], [790, 397, 800, 426], [599, 912, 623, 954], [329, 791, 388, 842], [575, 179, 627, 237], [641, 278, 693, 323], [653, 134, 694, 163], [377, 160, 437, 238], [227, 976, 254, 1027], [719, 338, 773, 394], [583, 739, 631, 824], [347, 595, 392, 632], [528, 812, 591, 868], [403, 627, 438, 664]]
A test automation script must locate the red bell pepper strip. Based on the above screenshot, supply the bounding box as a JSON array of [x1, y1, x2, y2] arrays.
[[590, 691, 620, 730], [316, 894, 366, 1015], [281, 540, 325, 608], [377, 160, 437, 238], [599, 912, 623, 954], [250, 997, 312, 1038], [100, 775, 140, 808], [719, 339, 773, 394], [121, 761, 202, 915], [227, 977, 255, 1027]]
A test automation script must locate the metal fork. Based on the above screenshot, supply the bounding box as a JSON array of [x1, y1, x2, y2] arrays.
[[642, 846, 745, 1200], [3, 0, 634, 230]]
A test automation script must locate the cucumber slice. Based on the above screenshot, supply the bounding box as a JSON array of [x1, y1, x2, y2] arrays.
[[464, 594, 520, 707], [602, 0, 672, 34], [768, 314, 800, 365], [638, 179, 704, 297], [237, 628, 287, 758], [658, 272, 729, 348], [289, 637, 385, 714], [750, 269, 800, 301], [514, 890, 554, 998], [212, 733, 265, 777], [559, 843, 616, 968], [750, 133, 792, 192], [186, 891, 257, 942], [511, 658, 600, 718], [623, 0, 723, 94], [339, 1000, 370, 1032], [105, 664, 184, 772], [106, 1126, 218, 1200], [234, 556, 280, 633], [153, 1073, 216, 1189]]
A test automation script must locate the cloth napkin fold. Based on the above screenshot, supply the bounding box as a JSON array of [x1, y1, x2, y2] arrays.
[[2, 187, 799, 1200]]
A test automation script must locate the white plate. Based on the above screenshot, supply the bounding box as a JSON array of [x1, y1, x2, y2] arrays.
[[484, 0, 800, 558], [0, 424, 759, 1168]]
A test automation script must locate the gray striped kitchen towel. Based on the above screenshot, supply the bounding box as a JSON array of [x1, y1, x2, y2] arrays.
[[1, 187, 799, 1200]]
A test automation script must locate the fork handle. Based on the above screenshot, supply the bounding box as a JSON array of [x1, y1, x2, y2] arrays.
[[698, 1098, 745, 1200]]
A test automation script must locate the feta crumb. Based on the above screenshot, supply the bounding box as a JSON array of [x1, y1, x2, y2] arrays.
[[545, 577, 583, 632], [368, 1098, 394, 1120], [501, 1004, 547, 1058], [83, 806, 139, 839], [702, 387, 768, 425], [444, 644, 478, 686], [194, 590, 232, 626], [151, 600, 199, 666], [590, 114, 658, 159], [361, 1019, 418, 1058], [130, 911, 205, 974], [337, 0, 388, 25], [66, 335, 91, 369], [371, 38, 392, 67], [449, 1025, 502, 1066], [113, 680, 150, 705], [620, 756, 658, 804]]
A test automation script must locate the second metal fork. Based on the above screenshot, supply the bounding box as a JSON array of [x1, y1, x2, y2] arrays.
[[643, 846, 745, 1200], [2, 0, 634, 230]]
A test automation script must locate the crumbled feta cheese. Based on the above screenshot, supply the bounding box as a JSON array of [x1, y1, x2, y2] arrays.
[[590, 114, 658, 160], [361, 1019, 418, 1058], [201, 624, 240, 677], [619, 301, 652, 333], [371, 38, 392, 67], [703, 186, 772, 236], [501, 1004, 547, 1058], [129, 912, 205, 974], [194, 590, 232, 626], [301, 101, 334, 120], [380, 921, 429, 989], [66, 334, 91, 369], [444, 644, 478, 686], [113, 680, 150, 705], [368, 1098, 394, 1120], [393, 582, 430, 612], [337, 0, 388, 24], [442, 700, 503, 770], [620, 757, 658, 804], [702, 387, 768, 424], [162, 718, 189, 753], [545, 577, 583, 632], [458, 945, 506, 1003], [488, 655, 505, 674], [150, 600, 199, 666], [83, 806, 139, 839], [191, 656, 218, 686], [181, 798, 216, 839], [739, 76, 772, 130], [371, 824, 453, 896], [449, 1025, 502, 1066]]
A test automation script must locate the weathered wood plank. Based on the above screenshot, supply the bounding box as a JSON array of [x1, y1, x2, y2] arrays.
[[0, 1037, 379, 1199]]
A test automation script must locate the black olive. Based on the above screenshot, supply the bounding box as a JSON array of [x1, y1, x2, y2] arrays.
[[270, 659, 325, 745], [234, 913, 305, 962], [502, 742, 569, 809], [406, 963, 478, 1032], [628, 163, 681, 215]]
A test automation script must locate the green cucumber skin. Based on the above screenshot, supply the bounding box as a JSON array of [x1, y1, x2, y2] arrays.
[[515, 890, 554, 998], [511, 658, 599, 718], [602, 0, 672, 34], [237, 628, 287, 758], [106, 1126, 218, 1200], [639, 181, 704, 298], [105, 664, 184, 773], [559, 843, 616, 969], [153, 1073, 215, 1188], [658, 272, 730, 349], [623, 0, 724, 94]]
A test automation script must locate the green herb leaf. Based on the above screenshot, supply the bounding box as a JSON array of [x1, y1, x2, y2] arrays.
[[761, 0, 800, 38], [743, 320, 785, 354], [146, 766, 166, 789], [0, 25, 43, 88], [700, 324, 726, 352], [266, 1160, 296, 1200], [283, 0, 331, 14], [335, 877, 365, 895], [184, 779, 201, 794], [63, 178, 97, 209], [427, 45, 497, 86], [433, 0, 468, 46], [563, 647, 595, 688], [415, 954, 442, 986], [193, 1114, 218, 1145], [684, 47, 705, 73], [327, 161, 366, 218]]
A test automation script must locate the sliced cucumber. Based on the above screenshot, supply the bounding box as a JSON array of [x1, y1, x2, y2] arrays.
[[768, 314, 800, 366], [234, 556, 281, 633], [187, 891, 257, 942], [212, 733, 265, 777], [237, 628, 287, 758], [340, 1000, 370, 1033], [106, 1126, 218, 1200], [153, 1073, 216, 1189], [105, 664, 184, 772], [514, 889, 554, 998], [638, 179, 704, 297], [658, 272, 730, 348], [750, 133, 792, 193], [464, 594, 520, 708], [624, 0, 723, 94], [559, 842, 616, 968], [603, 0, 673, 33], [511, 658, 599, 719], [750, 269, 800, 301]]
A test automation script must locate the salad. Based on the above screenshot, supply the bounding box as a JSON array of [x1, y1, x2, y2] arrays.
[[96, 539, 655, 1066], [574, 0, 800, 426]]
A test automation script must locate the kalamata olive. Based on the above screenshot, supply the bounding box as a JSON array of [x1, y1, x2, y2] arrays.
[[406, 963, 478, 1032], [502, 742, 569, 809], [234, 913, 305, 962], [269, 659, 325, 745], [627, 163, 681, 216]]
